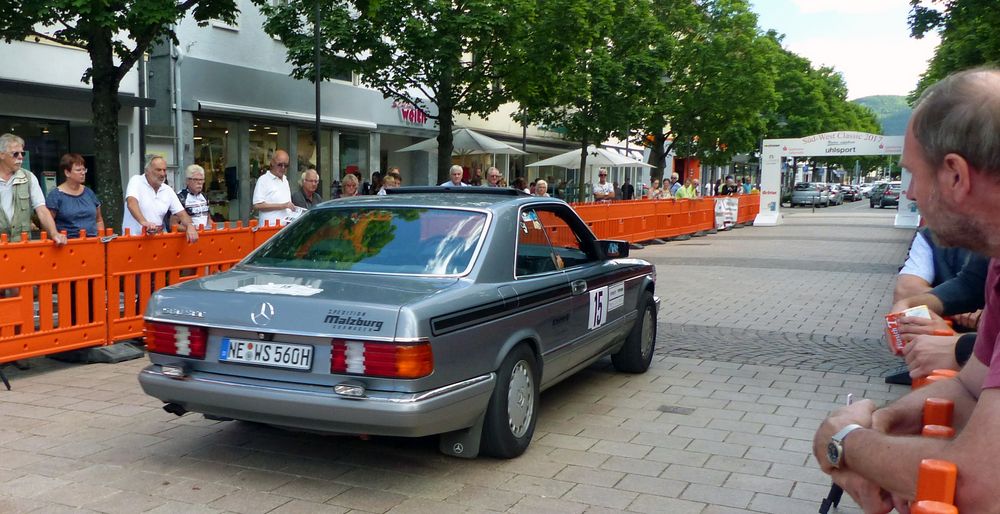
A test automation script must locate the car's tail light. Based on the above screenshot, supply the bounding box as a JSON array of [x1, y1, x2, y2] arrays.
[[330, 339, 433, 378], [145, 322, 208, 359]]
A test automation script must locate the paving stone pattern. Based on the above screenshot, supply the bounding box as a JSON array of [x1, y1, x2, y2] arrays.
[[0, 201, 913, 513]]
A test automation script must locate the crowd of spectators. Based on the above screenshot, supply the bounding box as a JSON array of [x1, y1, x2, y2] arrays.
[[1, 135, 760, 245]]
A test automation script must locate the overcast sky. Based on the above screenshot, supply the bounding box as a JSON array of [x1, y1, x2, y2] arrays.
[[752, 0, 940, 99]]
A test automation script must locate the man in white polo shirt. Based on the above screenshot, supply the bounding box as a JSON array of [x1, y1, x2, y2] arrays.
[[122, 156, 199, 243], [439, 165, 470, 187], [253, 150, 295, 226]]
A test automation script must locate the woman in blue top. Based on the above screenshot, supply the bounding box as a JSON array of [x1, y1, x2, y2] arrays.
[[45, 153, 104, 238]]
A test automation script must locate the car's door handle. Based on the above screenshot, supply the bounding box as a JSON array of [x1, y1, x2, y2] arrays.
[[571, 280, 587, 295]]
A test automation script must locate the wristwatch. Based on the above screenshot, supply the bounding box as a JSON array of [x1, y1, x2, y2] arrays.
[[827, 424, 864, 468]]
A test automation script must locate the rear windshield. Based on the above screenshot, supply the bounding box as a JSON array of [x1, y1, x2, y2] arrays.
[[246, 207, 487, 275], [794, 183, 818, 191]]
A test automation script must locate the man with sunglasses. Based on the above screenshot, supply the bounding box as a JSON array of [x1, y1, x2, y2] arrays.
[[0, 134, 66, 245], [592, 168, 614, 202], [252, 149, 295, 227]]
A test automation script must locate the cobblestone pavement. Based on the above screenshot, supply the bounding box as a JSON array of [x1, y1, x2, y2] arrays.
[[0, 200, 914, 514]]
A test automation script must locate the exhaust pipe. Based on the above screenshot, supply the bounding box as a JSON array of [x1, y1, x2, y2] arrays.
[[162, 403, 188, 416]]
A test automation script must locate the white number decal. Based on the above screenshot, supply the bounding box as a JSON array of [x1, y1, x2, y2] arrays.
[[588, 286, 608, 329]]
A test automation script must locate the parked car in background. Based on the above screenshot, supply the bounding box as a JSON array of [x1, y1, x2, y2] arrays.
[[842, 185, 859, 202], [827, 185, 844, 205], [860, 182, 882, 198], [870, 181, 902, 208], [790, 182, 830, 207], [138, 188, 658, 459]]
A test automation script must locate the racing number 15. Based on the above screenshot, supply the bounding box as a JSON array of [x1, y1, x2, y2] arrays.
[[588, 286, 608, 329]]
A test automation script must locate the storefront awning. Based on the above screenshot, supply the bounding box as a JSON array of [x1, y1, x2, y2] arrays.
[[0, 78, 155, 108], [197, 100, 377, 130]]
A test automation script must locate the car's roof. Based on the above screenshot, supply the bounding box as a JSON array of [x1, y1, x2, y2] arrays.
[[314, 187, 548, 211]]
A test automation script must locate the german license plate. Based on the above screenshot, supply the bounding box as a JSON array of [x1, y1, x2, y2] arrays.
[[219, 338, 313, 370]]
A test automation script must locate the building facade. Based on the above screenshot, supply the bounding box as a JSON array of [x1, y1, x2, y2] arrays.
[[0, 38, 146, 203], [146, 1, 441, 222]]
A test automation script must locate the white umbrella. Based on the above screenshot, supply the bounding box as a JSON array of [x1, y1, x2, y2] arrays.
[[396, 128, 526, 156], [526, 145, 653, 168]]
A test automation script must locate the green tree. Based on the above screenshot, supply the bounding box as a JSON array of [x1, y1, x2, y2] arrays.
[[506, 0, 661, 202], [256, 0, 517, 183], [0, 0, 239, 229], [639, 0, 777, 175], [908, 0, 1000, 101]]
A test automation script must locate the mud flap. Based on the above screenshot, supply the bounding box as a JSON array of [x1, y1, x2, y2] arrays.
[[439, 411, 486, 459]]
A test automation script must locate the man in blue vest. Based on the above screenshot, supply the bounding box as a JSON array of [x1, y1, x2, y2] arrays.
[[0, 134, 67, 245]]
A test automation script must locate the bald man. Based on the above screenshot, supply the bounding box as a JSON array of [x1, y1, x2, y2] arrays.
[[253, 150, 295, 226]]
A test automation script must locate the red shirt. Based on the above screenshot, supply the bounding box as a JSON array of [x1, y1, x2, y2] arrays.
[[973, 258, 1000, 388]]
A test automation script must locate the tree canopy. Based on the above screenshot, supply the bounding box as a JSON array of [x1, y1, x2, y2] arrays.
[[908, 0, 1000, 101], [256, 0, 519, 183], [0, 0, 239, 229]]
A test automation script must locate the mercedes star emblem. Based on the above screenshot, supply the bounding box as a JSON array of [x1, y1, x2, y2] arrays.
[[250, 302, 275, 326]]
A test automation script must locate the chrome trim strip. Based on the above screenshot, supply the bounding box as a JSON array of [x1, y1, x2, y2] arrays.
[[141, 368, 495, 404], [143, 317, 410, 341]]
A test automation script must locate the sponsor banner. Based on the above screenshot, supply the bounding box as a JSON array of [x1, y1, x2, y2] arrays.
[[714, 197, 738, 230]]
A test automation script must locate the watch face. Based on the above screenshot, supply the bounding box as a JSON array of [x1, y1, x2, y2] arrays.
[[827, 441, 841, 467]]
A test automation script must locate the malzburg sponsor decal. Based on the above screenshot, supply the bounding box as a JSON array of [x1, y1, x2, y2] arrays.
[[324, 309, 385, 332]]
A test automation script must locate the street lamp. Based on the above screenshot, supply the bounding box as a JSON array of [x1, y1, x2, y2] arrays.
[[314, 0, 321, 175]]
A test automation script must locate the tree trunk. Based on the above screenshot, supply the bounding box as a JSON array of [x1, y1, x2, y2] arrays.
[[436, 108, 453, 185], [89, 29, 125, 233], [651, 131, 667, 181], [576, 135, 588, 204], [435, 73, 454, 185]]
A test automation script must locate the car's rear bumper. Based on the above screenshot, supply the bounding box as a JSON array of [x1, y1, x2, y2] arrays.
[[139, 365, 495, 437]]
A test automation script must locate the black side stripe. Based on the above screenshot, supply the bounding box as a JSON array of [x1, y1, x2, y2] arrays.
[[430, 265, 652, 336], [431, 283, 572, 336]]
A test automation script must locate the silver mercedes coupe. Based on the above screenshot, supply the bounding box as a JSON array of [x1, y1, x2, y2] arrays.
[[139, 187, 658, 458]]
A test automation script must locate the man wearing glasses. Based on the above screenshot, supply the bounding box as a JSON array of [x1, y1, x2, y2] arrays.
[[291, 167, 323, 209], [0, 133, 67, 245], [253, 150, 295, 226], [485, 167, 502, 187], [592, 168, 615, 202]]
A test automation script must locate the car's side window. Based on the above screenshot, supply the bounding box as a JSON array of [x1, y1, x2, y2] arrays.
[[516, 205, 597, 278]]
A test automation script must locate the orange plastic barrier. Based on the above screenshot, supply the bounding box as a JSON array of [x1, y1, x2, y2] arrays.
[[252, 219, 285, 250], [0, 233, 108, 363], [914, 369, 960, 389], [572, 202, 612, 239], [911, 501, 958, 514], [915, 459, 957, 505], [923, 398, 955, 428], [105, 224, 255, 343]]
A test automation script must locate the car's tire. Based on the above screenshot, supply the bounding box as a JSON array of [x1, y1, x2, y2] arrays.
[[612, 292, 656, 373], [869, 201, 874, 208], [879, 199, 885, 209], [481, 344, 539, 459]]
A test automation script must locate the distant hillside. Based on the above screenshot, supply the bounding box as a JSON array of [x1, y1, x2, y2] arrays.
[[853, 95, 911, 136]]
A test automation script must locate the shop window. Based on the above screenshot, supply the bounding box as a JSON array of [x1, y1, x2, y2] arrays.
[[192, 117, 239, 221], [339, 132, 369, 180], [249, 121, 290, 190], [1, 116, 70, 195]]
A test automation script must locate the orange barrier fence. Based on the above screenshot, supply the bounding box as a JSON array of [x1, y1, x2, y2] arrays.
[[572, 194, 759, 244], [0, 234, 107, 363], [106, 224, 257, 343], [0, 197, 758, 364]]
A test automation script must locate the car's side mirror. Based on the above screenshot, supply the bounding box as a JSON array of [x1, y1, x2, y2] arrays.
[[594, 239, 629, 259]]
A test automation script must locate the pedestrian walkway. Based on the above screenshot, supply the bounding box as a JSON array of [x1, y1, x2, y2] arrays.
[[0, 201, 913, 513]]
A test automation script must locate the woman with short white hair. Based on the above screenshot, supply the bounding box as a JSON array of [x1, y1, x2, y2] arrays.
[[534, 179, 550, 197]]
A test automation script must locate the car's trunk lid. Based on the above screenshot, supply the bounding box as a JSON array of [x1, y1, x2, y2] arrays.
[[148, 267, 457, 338]]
